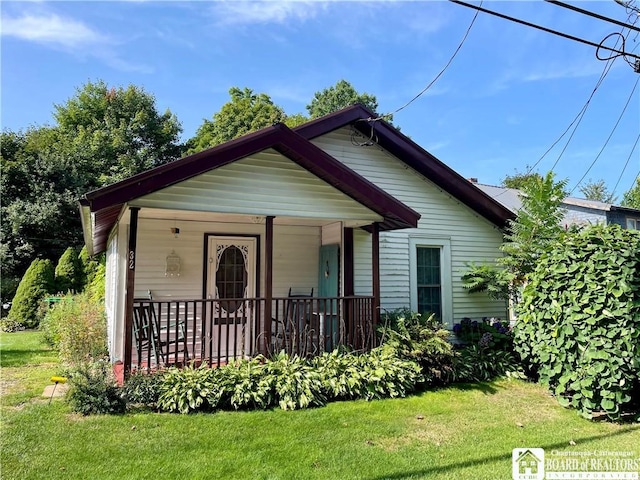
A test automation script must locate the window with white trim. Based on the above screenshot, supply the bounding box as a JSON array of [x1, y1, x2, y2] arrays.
[[409, 238, 452, 325], [416, 247, 442, 319]]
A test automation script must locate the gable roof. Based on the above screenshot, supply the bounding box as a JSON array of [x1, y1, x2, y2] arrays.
[[79, 122, 421, 254], [295, 104, 515, 229]]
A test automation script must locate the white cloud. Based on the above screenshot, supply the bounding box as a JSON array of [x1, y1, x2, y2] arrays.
[[1, 10, 153, 73], [1, 13, 106, 48], [209, 0, 330, 26]]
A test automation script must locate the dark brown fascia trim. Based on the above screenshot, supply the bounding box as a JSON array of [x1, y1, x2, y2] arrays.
[[273, 128, 419, 230], [83, 122, 419, 230], [296, 104, 514, 229], [357, 121, 514, 228]]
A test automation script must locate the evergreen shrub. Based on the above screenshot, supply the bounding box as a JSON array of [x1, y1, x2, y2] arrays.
[[4, 258, 54, 329]]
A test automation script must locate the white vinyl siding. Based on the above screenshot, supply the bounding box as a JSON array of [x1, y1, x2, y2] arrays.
[[118, 217, 320, 302], [130, 150, 381, 225], [312, 128, 508, 325]]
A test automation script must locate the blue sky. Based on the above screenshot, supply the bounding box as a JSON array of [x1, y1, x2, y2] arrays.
[[2, 1, 639, 199]]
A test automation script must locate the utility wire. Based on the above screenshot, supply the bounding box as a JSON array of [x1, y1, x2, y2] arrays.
[[449, 0, 640, 62], [547, 55, 619, 172], [491, 33, 623, 199], [569, 75, 640, 195], [611, 133, 640, 198], [545, 0, 640, 32], [364, 0, 483, 124]]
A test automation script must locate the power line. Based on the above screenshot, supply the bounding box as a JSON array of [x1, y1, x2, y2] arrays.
[[548, 56, 618, 172], [545, 0, 640, 33], [569, 76, 640, 195], [611, 133, 640, 198], [364, 0, 483, 124], [449, 0, 640, 64]]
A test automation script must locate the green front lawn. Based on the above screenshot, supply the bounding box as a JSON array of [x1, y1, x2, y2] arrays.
[[1, 331, 638, 480]]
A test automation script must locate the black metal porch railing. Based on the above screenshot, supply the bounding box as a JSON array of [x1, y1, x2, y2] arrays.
[[131, 296, 376, 370]]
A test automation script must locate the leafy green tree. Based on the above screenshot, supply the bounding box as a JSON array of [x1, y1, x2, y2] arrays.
[[306, 80, 381, 119], [5, 258, 55, 329], [621, 177, 640, 209], [55, 247, 82, 293], [501, 172, 568, 284], [463, 172, 568, 299], [578, 178, 616, 203], [500, 167, 543, 190], [1, 80, 183, 303], [54, 80, 183, 185], [188, 87, 287, 153]]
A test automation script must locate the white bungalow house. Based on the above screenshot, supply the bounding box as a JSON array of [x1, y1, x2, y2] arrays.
[[79, 104, 513, 377]]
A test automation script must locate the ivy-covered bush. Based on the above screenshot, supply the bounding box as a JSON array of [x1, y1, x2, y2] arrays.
[[379, 309, 455, 385], [40, 293, 107, 366], [54, 247, 82, 293], [514, 224, 640, 420], [3, 258, 55, 330]]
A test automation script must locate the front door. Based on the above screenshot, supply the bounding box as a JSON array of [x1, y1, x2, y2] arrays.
[[206, 236, 257, 360]]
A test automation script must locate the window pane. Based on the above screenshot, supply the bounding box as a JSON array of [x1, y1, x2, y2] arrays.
[[416, 247, 442, 319], [216, 246, 247, 312]]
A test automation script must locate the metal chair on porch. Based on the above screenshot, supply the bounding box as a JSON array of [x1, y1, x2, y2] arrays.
[[273, 288, 319, 356], [133, 303, 189, 366]]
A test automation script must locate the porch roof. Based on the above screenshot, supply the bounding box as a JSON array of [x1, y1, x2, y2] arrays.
[[79, 123, 421, 254], [295, 104, 515, 229]]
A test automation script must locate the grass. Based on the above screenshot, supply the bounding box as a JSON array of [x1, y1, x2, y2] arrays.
[[1, 331, 639, 480]]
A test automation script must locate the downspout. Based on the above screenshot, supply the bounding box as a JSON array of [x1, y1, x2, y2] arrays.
[[123, 207, 140, 379]]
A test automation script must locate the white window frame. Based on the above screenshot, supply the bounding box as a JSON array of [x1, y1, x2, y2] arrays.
[[626, 217, 640, 230], [409, 237, 452, 326]]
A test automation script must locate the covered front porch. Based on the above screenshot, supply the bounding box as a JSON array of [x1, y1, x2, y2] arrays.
[[123, 209, 384, 373], [79, 123, 420, 378], [131, 294, 375, 369]]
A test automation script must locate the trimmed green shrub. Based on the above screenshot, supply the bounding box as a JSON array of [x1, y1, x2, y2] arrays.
[[379, 310, 455, 386], [67, 360, 126, 415], [39, 293, 107, 365], [55, 247, 82, 293], [78, 247, 104, 294], [514, 224, 640, 420], [4, 258, 54, 329], [85, 262, 106, 303]]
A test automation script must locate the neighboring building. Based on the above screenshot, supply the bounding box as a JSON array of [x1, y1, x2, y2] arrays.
[[472, 182, 640, 230], [79, 104, 514, 375]]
